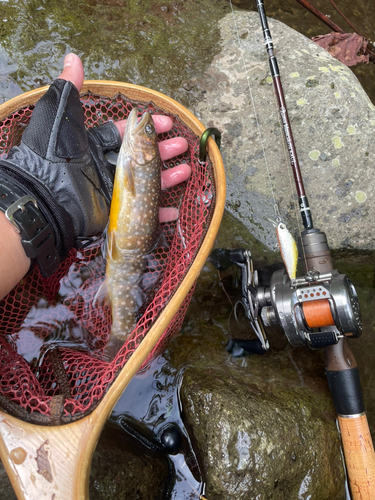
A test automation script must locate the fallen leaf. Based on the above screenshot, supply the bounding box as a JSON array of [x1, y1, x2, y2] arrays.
[[312, 32, 369, 66]]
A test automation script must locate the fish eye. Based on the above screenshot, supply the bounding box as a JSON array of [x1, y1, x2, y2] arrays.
[[145, 123, 155, 135]]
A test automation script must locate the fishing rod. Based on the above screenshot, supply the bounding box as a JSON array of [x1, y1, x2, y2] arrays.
[[257, 0, 313, 231], [212, 1, 375, 498]]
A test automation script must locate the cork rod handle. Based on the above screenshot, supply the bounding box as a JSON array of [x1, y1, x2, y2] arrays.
[[325, 339, 375, 499], [338, 414, 375, 499]]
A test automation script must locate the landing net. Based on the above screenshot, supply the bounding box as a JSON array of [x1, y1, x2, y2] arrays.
[[0, 92, 215, 425]]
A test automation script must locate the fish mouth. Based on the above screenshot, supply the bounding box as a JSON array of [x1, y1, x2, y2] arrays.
[[128, 108, 153, 135]]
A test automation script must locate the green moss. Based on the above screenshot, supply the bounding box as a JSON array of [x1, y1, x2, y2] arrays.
[[0, 0, 231, 108], [260, 75, 273, 86]]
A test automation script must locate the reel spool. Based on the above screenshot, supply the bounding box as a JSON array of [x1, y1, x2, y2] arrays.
[[258, 267, 362, 349], [212, 229, 362, 353]]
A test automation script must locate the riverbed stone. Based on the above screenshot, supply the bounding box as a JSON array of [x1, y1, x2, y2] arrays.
[[193, 11, 375, 251], [168, 252, 346, 499], [180, 352, 344, 500], [89, 423, 169, 499]]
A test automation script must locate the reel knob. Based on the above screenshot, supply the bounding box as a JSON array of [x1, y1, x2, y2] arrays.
[[260, 306, 278, 327], [160, 425, 182, 455]]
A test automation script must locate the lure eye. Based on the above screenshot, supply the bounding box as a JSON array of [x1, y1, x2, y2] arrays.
[[145, 123, 155, 135]]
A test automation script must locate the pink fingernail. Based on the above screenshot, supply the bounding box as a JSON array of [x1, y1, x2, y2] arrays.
[[64, 53, 75, 68]]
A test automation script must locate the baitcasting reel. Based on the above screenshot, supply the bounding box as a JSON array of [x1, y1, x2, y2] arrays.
[[212, 228, 362, 354]]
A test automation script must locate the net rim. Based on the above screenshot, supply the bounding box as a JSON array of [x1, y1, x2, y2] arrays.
[[0, 80, 226, 426]]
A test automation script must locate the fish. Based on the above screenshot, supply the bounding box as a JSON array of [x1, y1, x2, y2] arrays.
[[275, 222, 298, 280], [102, 107, 162, 360]]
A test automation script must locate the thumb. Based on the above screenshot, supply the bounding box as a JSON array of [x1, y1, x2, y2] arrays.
[[57, 53, 84, 91]]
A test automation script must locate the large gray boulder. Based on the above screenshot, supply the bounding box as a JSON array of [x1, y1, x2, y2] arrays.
[[194, 11, 375, 250]]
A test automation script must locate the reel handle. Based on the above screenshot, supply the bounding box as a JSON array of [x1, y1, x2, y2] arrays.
[[210, 248, 247, 271], [226, 338, 266, 356]]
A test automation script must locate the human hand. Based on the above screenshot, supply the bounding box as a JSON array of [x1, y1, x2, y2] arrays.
[[0, 53, 191, 279]]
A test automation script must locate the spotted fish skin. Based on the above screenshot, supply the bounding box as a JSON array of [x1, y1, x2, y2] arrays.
[[276, 222, 298, 280], [105, 108, 161, 360]]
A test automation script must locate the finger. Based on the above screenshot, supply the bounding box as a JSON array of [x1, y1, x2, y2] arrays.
[[161, 164, 191, 190], [159, 138, 188, 161], [159, 207, 179, 223], [114, 115, 174, 138], [57, 53, 84, 92]]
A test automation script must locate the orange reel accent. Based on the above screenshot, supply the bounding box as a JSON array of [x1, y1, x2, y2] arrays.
[[302, 299, 335, 328]]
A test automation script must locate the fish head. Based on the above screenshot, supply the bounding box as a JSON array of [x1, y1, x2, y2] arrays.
[[122, 108, 158, 165]]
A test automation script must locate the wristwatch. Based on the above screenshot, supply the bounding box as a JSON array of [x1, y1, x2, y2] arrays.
[[0, 177, 60, 278]]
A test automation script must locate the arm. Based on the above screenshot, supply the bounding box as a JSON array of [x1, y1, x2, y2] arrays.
[[0, 212, 30, 299], [0, 54, 191, 302]]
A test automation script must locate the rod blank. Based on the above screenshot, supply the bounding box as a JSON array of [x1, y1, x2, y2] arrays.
[[255, 0, 313, 230]]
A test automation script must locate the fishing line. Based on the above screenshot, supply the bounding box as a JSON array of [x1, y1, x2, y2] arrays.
[[271, 83, 309, 270], [229, 2, 309, 268], [228, 1, 280, 222]]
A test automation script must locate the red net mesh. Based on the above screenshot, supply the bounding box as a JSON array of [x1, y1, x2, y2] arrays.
[[0, 91, 215, 424]]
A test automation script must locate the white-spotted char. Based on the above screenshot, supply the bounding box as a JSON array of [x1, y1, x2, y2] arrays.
[[276, 222, 298, 280], [104, 108, 162, 360]]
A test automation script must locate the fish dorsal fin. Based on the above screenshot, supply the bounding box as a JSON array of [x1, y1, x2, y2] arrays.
[[122, 155, 136, 197]]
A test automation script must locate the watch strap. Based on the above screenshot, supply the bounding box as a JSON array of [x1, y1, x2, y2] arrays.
[[0, 178, 60, 278]]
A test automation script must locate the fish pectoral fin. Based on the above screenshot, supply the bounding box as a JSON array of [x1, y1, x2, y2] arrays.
[[93, 279, 110, 307], [123, 155, 136, 197], [105, 229, 115, 261]]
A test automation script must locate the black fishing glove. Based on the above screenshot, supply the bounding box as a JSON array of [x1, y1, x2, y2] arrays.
[[0, 78, 122, 278]]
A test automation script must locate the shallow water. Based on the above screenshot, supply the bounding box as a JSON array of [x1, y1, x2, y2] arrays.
[[0, 0, 231, 108]]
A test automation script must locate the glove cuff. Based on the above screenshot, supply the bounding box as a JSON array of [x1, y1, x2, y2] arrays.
[[0, 164, 75, 276]]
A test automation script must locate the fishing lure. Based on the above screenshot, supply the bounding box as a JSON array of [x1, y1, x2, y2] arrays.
[[275, 221, 298, 280]]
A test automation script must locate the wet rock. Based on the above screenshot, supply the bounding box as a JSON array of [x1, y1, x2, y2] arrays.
[[180, 350, 345, 500], [89, 423, 169, 500], [0, 460, 17, 500], [168, 317, 345, 498], [194, 11, 375, 250]]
